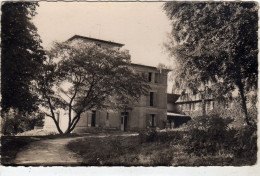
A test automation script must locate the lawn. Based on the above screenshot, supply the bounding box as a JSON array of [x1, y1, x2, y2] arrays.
[[66, 130, 255, 166], [1, 127, 256, 166]]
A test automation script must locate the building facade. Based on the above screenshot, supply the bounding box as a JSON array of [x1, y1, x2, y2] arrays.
[[44, 35, 171, 133], [73, 63, 170, 132], [174, 91, 215, 117]]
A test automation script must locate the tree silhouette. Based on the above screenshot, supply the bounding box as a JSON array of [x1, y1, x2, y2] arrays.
[[1, 2, 45, 114]]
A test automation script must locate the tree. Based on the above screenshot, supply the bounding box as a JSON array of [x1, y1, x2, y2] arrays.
[[37, 41, 149, 134], [1, 108, 44, 135], [164, 2, 258, 125], [1, 2, 45, 114]]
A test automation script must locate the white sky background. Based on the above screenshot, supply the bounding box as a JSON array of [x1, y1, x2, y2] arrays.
[[33, 2, 173, 67]]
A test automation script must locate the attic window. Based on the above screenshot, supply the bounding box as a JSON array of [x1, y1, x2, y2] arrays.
[[155, 73, 159, 83], [150, 92, 154, 106], [148, 72, 152, 82]]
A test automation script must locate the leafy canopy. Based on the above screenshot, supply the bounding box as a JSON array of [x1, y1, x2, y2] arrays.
[[1, 2, 45, 113], [164, 2, 258, 95], [37, 41, 149, 133]]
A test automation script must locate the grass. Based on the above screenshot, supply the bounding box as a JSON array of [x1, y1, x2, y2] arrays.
[[1, 136, 40, 164], [67, 135, 142, 166], [1, 129, 256, 166], [66, 130, 257, 166]]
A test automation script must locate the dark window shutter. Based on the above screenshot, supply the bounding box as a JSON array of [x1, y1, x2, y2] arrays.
[[146, 94, 150, 106], [154, 92, 157, 107], [154, 114, 157, 127], [146, 114, 150, 127]]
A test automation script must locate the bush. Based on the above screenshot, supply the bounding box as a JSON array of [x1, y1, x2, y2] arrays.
[[156, 131, 185, 144], [232, 125, 257, 163], [1, 108, 44, 135], [139, 128, 157, 143], [184, 114, 234, 156], [138, 128, 186, 145]]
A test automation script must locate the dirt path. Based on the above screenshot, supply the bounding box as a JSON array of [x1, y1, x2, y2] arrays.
[[13, 132, 138, 165], [14, 137, 84, 165]]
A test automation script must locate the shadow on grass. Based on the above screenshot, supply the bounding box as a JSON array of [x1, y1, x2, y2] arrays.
[[0, 133, 81, 165]]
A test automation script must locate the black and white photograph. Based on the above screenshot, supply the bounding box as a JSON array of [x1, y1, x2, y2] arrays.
[[0, 0, 258, 170]]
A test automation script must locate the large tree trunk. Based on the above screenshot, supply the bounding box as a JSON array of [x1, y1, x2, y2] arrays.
[[64, 113, 82, 134], [236, 79, 251, 126], [52, 117, 63, 134], [46, 97, 64, 134]]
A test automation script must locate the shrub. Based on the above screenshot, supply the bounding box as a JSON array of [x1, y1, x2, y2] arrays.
[[139, 128, 157, 143], [232, 124, 257, 163], [151, 150, 174, 166], [1, 108, 44, 135], [156, 131, 185, 144], [184, 114, 234, 156]]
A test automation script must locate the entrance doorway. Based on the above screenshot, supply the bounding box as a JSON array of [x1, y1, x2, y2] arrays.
[[91, 111, 96, 127], [121, 112, 128, 131]]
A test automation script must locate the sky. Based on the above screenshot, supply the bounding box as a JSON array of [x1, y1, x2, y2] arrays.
[[33, 2, 173, 68]]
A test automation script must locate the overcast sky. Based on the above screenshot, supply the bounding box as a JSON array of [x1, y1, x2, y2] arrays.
[[33, 2, 173, 67]]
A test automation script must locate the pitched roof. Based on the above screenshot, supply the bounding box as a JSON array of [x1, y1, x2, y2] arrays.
[[167, 93, 180, 103], [67, 35, 124, 47], [131, 63, 172, 72]]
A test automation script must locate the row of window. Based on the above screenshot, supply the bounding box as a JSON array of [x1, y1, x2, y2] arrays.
[[120, 112, 156, 128], [55, 111, 157, 128], [140, 72, 162, 83], [182, 101, 215, 111], [182, 100, 232, 112]]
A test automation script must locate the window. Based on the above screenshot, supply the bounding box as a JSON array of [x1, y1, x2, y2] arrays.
[[91, 111, 96, 127], [150, 92, 154, 106], [206, 101, 210, 111], [191, 103, 195, 111], [151, 114, 155, 127], [147, 114, 156, 128], [121, 112, 128, 124], [106, 112, 109, 120], [148, 72, 152, 82], [96, 43, 101, 47], [155, 73, 159, 83]]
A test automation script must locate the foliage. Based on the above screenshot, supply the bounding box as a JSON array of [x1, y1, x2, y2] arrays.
[[164, 2, 258, 125], [232, 125, 257, 161], [139, 128, 185, 145], [139, 128, 157, 143], [37, 41, 149, 134], [66, 135, 141, 166], [183, 114, 256, 165], [184, 114, 235, 156], [1, 108, 44, 135], [1, 2, 45, 113], [156, 130, 185, 144]]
